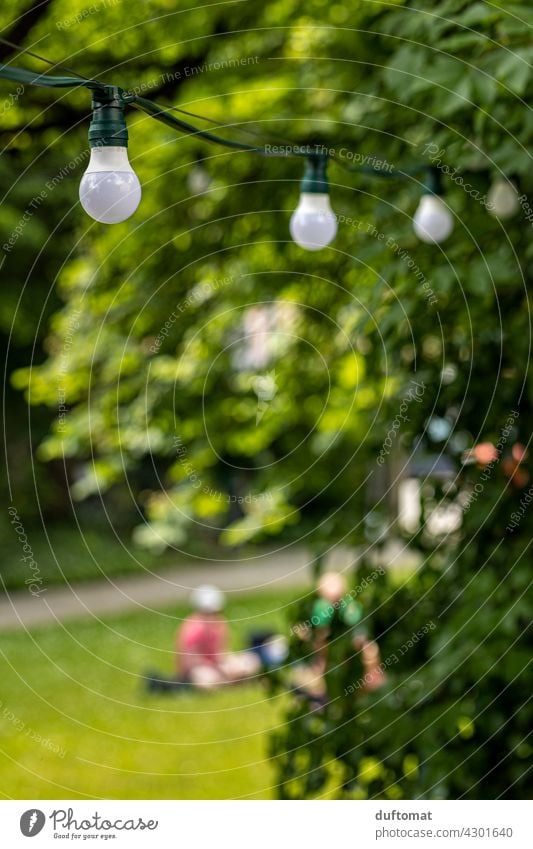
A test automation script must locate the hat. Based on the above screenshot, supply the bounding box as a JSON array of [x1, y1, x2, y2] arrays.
[[191, 584, 225, 613]]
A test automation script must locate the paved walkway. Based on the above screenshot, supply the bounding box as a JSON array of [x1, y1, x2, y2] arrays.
[[0, 548, 315, 633]]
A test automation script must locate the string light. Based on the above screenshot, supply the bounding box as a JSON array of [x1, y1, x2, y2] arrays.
[[0, 57, 522, 251], [486, 177, 521, 220], [79, 87, 141, 223], [290, 156, 337, 251], [412, 168, 454, 245]]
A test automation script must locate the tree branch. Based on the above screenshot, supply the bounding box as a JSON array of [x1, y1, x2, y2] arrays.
[[0, 0, 55, 62]]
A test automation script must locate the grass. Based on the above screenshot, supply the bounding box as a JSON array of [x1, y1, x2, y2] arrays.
[[0, 590, 299, 799]]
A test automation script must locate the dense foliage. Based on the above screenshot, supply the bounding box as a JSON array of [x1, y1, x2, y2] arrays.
[[2, 0, 532, 797]]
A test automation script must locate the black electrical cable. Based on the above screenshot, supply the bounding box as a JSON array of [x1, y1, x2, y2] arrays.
[[0, 38, 438, 181], [0, 36, 101, 87]]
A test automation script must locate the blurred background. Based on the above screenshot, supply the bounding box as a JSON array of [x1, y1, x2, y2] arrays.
[[0, 0, 531, 799]]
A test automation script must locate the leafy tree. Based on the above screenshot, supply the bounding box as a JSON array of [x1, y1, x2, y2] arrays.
[[4, 0, 532, 797]]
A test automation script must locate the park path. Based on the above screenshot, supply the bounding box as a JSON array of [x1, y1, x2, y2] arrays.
[[0, 547, 316, 633]]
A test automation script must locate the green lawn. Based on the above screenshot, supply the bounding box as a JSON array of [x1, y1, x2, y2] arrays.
[[0, 591, 298, 799]]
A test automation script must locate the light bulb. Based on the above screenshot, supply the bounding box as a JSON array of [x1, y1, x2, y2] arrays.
[[487, 178, 520, 220], [79, 146, 141, 224], [413, 194, 454, 244], [290, 192, 338, 251]]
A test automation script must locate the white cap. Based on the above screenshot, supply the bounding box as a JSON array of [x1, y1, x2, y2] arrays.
[[191, 584, 225, 613]]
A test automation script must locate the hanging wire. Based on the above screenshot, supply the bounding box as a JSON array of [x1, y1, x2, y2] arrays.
[[131, 98, 302, 150], [130, 95, 264, 153], [0, 36, 101, 86], [0, 38, 434, 179]]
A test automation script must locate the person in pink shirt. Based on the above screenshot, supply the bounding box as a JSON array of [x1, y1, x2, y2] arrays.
[[176, 585, 260, 689]]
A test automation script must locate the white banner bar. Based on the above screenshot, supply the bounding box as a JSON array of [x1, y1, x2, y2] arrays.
[[1, 800, 529, 848]]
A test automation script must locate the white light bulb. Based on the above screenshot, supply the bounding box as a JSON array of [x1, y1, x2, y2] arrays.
[[290, 192, 338, 251], [413, 194, 454, 244], [486, 178, 520, 220], [79, 146, 141, 224]]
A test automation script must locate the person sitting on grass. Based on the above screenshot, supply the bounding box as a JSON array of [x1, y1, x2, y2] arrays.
[[145, 585, 285, 693], [176, 585, 260, 689]]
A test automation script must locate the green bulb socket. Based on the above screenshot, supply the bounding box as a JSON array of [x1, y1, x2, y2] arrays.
[[300, 154, 329, 194], [88, 85, 128, 148], [423, 166, 444, 196]]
